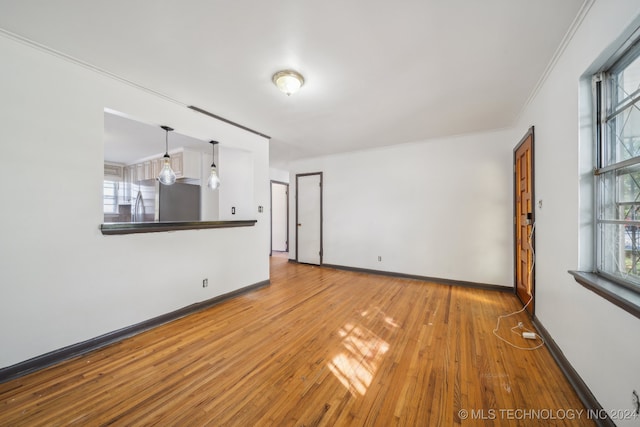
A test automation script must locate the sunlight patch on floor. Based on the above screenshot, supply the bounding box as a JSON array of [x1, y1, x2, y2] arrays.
[[360, 307, 400, 328], [464, 290, 501, 306], [327, 322, 390, 396]]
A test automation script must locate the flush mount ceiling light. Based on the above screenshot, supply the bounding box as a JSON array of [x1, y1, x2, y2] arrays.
[[207, 140, 221, 190], [272, 69, 304, 96], [158, 125, 177, 186]]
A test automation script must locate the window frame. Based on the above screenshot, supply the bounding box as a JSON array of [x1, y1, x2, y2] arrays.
[[103, 179, 120, 214], [103, 162, 124, 218], [593, 39, 640, 294], [571, 32, 640, 320]]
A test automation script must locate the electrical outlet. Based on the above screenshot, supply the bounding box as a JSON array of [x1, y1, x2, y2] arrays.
[[378, 256, 382, 262], [202, 278, 208, 288]]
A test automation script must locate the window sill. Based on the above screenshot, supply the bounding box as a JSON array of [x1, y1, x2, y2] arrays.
[[569, 271, 640, 319], [100, 220, 257, 235]]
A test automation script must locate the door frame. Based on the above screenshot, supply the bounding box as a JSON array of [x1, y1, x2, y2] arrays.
[[270, 180, 289, 256], [513, 126, 535, 315], [295, 172, 323, 264]]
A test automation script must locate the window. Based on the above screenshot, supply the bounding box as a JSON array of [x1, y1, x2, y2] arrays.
[[103, 163, 123, 215], [594, 40, 640, 291], [103, 180, 119, 214]]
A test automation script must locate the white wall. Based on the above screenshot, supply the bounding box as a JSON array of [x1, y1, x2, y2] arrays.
[[0, 34, 270, 369], [218, 147, 255, 220], [288, 128, 518, 287], [201, 149, 219, 221], [514, 0, 640, 424], [270, 167, 290, 183]]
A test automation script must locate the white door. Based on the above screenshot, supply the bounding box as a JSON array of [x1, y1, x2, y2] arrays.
[[296, 173, 322, 265], [271, 181, 288, 252]]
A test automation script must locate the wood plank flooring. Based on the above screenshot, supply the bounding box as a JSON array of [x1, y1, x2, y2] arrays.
[[0, 254, 593, 426]]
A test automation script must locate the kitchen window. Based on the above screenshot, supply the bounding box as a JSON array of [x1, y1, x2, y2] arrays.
[[592, 37, 640, 294], [103, 163, 124, 215], [103, 180, 119, 214]]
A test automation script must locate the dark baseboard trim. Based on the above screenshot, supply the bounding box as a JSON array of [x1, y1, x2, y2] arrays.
[[0, 279, 270, 384], [532, 317, 613, 427], [322, 263, 513, 292]]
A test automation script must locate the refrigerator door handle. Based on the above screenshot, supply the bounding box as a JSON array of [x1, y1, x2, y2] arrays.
[[133, 190, 144, 222]]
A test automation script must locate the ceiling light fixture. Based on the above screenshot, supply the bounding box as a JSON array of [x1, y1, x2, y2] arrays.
[[207, 140, 221, 190], [158, 125, 176, 186], [272, 69, 304, 96]]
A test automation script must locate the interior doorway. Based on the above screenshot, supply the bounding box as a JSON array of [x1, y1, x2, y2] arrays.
[[514, 127, 535, 315], [296, 172, 323, 265], [271, 181, 289, 255]]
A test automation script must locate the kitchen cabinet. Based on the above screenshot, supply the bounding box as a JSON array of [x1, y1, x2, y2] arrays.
[[143, 161, 152, 180], [172, 150, 200, 180], [170, 152, 183, 178], [135, 163, 144, 182], [127, 149, 201, 183], [151, 158, 163, 180], [103, 163, 123, 177]]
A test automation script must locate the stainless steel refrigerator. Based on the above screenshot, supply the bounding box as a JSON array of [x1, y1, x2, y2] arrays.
[[133, 179, 200, 222]]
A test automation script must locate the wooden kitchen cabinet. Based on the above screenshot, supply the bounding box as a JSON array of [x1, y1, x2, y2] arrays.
[[170, 152, 183, 178], [151, 158, 163, 179], [170, 150, 200, 180], [127, 149, 201, 183], [178, 150, 200, 180], [143, 161, 152, 180], [135, 163, 144, 182]]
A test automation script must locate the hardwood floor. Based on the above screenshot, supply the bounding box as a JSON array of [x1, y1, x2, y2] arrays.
[[0, 255, 593, 426]]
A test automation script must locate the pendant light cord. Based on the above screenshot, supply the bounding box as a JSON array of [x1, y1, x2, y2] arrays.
[[165, 130, 169, 155], [210, 140, 219, 167], [160, 125, 174, 157]]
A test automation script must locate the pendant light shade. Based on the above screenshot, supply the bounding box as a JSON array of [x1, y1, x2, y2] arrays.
[[207, 140, 221, 190], [158, 125, 176, 186]]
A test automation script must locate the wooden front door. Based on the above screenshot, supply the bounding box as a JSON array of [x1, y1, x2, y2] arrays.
[[514, 128, 535, 314]]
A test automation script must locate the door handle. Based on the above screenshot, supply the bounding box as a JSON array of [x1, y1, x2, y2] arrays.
[[297, 223, 302, 227]]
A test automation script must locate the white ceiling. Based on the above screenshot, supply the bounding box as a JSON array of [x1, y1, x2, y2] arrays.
[[0, 0, 587, 167], [103, 110, 211, 165]]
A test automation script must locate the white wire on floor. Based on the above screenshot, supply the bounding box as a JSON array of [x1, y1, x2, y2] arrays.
[[492, 222, 545, 351], [492, 295, 545, 350]]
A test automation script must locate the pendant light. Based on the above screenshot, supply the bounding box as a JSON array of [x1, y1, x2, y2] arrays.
[[207, 140, 221, 190], [158, 125, 176, 185]]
